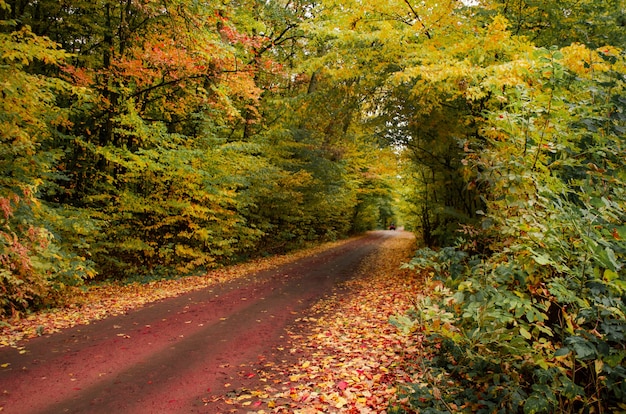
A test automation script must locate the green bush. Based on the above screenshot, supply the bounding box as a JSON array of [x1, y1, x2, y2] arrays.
[[392, 47, 626, 413]]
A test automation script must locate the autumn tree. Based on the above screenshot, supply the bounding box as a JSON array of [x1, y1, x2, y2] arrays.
[[304, 1, 626, 411], [289, 0, 626, 411], [489, 0, 626, 48], [0, 0, 401, 299], [0, 1, 96, 316]]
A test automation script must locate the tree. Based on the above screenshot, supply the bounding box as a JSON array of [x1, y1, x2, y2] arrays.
[[0, 0, 402, 289], [489, 0, 626, 49], [283, 0, 626, 411], [0, 4, 96, 316], [342, 2, 626, 411]]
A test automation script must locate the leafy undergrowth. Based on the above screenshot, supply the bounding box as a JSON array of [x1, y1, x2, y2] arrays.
[[0, 238, 357, 348], [212, 231, 429, 413]]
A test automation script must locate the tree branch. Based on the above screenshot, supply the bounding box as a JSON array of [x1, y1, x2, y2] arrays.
[[255, 23, 299, 58], [402, 0, 432, 39]]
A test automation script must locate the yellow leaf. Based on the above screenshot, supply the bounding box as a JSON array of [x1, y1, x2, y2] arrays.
[[335, 396, 348, 408], [595, 360, 604, 375], [236, 394, 252, 401]]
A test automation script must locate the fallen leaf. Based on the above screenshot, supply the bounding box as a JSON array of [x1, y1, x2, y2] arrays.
[[335, 396, 348, 408], [224, 234, 423, 412]]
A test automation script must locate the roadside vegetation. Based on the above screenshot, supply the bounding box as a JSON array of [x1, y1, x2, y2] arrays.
[[0, 237, 355, 347], [1, 0, 624, 412]]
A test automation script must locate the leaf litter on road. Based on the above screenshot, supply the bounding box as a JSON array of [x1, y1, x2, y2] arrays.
[[0, 238, 357, 348], [210, 231, 429, 413], [1, 231, 433, 413]]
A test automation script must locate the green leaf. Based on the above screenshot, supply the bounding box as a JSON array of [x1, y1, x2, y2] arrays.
[[524, 394, 551, 414], [519, 326, 532, 340], [389, 314, 417, 335], [553, 347, 570, 357], [565, 336, 596, 360], [530, 250, 554, 266], [604, 269, 619, 281], [559, 377, 584, 400]]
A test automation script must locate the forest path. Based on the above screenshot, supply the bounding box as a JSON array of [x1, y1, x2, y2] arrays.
[[0, 231, 402, 413]]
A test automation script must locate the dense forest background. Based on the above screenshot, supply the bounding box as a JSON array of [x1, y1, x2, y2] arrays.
[[1, 0, 401, 306], [1, 0, 625, 412]]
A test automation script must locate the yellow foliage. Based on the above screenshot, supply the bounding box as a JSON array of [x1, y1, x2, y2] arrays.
[[485, 15, 511, 46], [481, 126, 507, 141], [488, 59, 533, 87], [561, 43, 611, 76]]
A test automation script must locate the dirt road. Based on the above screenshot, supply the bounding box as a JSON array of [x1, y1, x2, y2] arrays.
[[0, 231, 400, 413]]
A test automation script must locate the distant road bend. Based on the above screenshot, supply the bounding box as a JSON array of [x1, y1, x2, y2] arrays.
[[0, 230, 401, 413]]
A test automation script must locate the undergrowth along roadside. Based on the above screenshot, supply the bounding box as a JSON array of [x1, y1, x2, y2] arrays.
[[0, 236, 361, 348]]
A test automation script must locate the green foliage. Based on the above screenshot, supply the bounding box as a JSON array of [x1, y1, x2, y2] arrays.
[[385, 84, 483, 246], [0, 19, 96, 316], [0, 0, 401, 318], [403, 247, 469, 281], [394, 38, 626, 413], [487, 0, 626, 49]]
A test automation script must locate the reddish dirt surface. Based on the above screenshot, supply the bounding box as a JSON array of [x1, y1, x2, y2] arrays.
[[0, 231, 398, 413]]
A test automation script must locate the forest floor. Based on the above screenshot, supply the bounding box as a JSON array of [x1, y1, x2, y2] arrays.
[[0, 231, 427, 413]]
